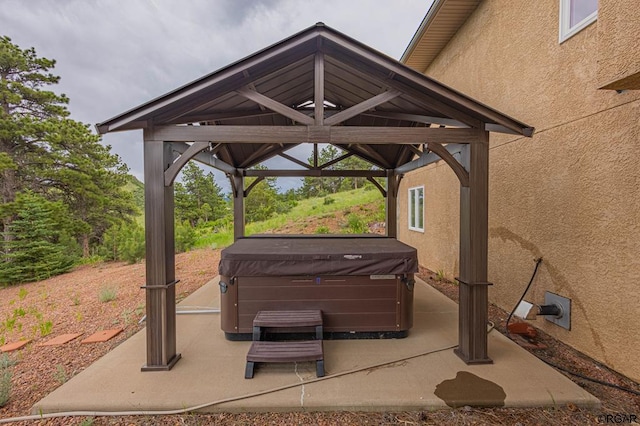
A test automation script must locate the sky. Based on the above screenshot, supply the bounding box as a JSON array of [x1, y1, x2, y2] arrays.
[[1, 0, 432, 192]]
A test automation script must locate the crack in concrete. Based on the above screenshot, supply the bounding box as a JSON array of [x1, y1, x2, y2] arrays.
[[294, 362, 305, 407]]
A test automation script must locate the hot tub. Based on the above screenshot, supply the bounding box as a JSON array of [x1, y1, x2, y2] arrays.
[[218, 236, 418, 339]]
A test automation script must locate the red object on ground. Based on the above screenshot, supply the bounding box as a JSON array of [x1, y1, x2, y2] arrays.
[[508, 322, 537, 338], [39, 333, 83, 346], [81, 328, 123, 344], [0, 340, 31, 352]]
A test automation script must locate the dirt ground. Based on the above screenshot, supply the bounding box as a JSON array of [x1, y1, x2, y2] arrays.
[[1, 248, 639, 425]]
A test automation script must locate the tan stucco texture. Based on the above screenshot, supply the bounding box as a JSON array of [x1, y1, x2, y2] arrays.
[[399, 0, 640, 381], [597, 0, 640, 89]]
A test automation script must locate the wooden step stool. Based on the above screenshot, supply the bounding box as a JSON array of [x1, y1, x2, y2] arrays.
[[245, 310, 324, 379], [245, 340, 324, 379]]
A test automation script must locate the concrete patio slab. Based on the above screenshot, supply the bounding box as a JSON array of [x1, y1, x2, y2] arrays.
[[32, 277, 599, 415]]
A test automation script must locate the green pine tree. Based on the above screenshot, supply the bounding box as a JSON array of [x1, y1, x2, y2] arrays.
[[300, 145, 374, 198], [0, 192, 76, 284], [1, 36, 69, 235], [175, 162, 227, 226], [1, 35, 136, 268], [41, 118, 137, 256], [245, 165, 294, 223]]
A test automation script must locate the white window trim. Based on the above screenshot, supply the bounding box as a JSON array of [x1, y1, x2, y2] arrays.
[[559, 0, 598, 43], [408, 186, 424, 233]]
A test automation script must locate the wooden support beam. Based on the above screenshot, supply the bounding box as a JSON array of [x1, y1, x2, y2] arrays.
[[349, 144, 392, 169], [334, 144, 385, 169], [236, 87, 314, 125], [244, 176, 264, 197], [385, 170, 397, 238], [244, 169, 385, 178], [314, 51, 324, 125], [239, 144, 275, 168], [330, 126, 477, 145], [336, 126, 478, 144], [167, 110, 277, 125], [394, 144, 464, 174], [427, 142, 469, 187], [367, 176, 386, 197], [150, 125, 479, 145], [279, 152, 312, 169], [246, 144, 302, 169], [233, 171, 245, 241], [164, 141, 209, 186], [362, 111, 469, 128], [141, 137, 181, 371], [170, 142, 236, 175], [455, 130, 492, 365], [406, 144, 423, 157], [318, 151, 353, 169], [324, 90, 401, 126]]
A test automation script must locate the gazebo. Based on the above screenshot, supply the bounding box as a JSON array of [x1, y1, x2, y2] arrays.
[[96, 23, 533, 371]]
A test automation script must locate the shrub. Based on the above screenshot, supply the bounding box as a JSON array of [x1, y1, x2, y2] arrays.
[[119, 224, 145, 264], [99, 221, 145, 263], [175, 221, 196, 253], [323, 196, 335, 205], [39, 320, 53, 337], [0, 354, 15, 408], [346, 214, 367, 234], [0, 192, 76, 285], [315, 225, 330, 234], [99, 287, 117, 303], [53, 364, 68, 384], [0, 354, 16, 369], [0, 368, 10, 407]]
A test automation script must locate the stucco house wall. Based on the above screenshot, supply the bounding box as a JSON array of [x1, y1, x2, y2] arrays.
[[398, 0, 640, 381], [597, 0, 640, 89]]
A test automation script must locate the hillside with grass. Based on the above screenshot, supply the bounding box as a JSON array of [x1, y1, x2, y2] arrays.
[[193, 187, 386, 249]]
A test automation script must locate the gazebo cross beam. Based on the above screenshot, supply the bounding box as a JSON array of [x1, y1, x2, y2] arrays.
[[148, 125, 481, 145]]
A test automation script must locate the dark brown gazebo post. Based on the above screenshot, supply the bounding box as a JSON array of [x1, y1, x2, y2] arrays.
[[455, 129, 492, 364], [141, 135, 181, 371]]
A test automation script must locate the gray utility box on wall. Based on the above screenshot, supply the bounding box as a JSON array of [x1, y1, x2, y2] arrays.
[[544, 291, 571, 330]]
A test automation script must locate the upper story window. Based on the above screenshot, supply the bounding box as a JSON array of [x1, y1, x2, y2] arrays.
[[559, 0, 598, 43], [408, 186, 424, 232]]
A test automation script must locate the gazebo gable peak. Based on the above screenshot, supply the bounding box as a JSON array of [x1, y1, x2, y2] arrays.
[[96, 23, 534, 138]]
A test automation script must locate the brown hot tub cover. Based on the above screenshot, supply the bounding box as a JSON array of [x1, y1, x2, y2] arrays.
[[218, 236, 418, 277]]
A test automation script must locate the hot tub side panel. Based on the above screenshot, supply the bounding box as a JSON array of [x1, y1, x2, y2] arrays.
[[220, 274, 414, 335]]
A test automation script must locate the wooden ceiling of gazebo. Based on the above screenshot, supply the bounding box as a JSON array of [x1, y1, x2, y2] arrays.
[[97, 23, 533, 173]]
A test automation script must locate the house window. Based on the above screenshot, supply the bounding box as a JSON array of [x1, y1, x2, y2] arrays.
[[559, 0, 598, 43], [408, 186, 424, 232]]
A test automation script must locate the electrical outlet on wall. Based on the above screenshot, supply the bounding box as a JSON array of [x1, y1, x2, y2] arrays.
[[544, 291, 571, 330]]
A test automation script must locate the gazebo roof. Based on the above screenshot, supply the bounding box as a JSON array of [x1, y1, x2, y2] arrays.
[[103, 23, 534, 371], [96, 23, 533, 171]]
